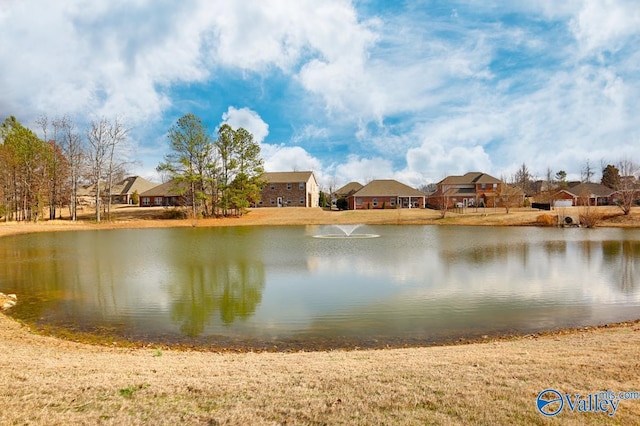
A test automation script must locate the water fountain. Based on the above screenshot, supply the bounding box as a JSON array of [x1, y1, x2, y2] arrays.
[[312, 224, 380, 239]]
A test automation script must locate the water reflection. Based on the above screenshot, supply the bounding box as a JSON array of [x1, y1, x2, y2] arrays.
[[168, 260, 264, 336], [0, 226, 639, 348], [602, 240, 640, 294]]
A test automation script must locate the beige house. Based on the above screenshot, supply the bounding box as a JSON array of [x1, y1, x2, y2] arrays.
[[77, 176, 158, 206], [258, 171, 320, 207], [110, 176, 158, 205]]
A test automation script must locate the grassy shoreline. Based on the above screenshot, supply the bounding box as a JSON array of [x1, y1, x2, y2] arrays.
[[1, 206, 640, 424]]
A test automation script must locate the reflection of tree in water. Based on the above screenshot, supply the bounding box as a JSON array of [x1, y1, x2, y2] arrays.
[[170, 260, 265, 337], [602, 240, 640, 294]]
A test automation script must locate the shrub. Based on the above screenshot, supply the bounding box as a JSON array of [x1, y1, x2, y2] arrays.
[[162, 208, 187, 219], [579, 211, 603, 228], [536, 214, 557, 227]]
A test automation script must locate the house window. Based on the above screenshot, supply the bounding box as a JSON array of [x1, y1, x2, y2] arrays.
[[270, 198, 275, 205], [300, 197, 305, 204], [390, 198, 395, 206], [372, 198, 378, 207], [481, 183, 486, 190], [286, 199, 292, 205], [493, 183, 497, 190], [299, 182, 305, 190], [142, 197, 150, 206], [154, 197, 163, 206], [270, 183, 275, 190], [356, 198, 362, 205], [287, 183, 292, 190]]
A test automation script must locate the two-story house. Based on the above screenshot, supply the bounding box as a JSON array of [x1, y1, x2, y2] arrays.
[[430, 172, 504, 208], [258, 171, 319, 207]]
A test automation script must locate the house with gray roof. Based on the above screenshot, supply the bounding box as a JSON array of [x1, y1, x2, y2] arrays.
[[347, 179, 425, 209], [139, 179, 188, 207], [553, 182, 615, 207]]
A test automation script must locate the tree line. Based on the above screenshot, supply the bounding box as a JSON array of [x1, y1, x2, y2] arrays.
[[507, 159, 640, 215], [0, 115, 129, 223], [157, 113, 264, 218], [0, 113, 264, 223]]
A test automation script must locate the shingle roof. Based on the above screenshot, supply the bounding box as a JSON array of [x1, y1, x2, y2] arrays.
[[139, 179, 187, 197], [262, 171, 316, 183], [439, 172, 502, 185], [111, 176, 158, 195], [335, 182, 363, 196], [352, 180, 424, 197], [561, 182, 615, 197]]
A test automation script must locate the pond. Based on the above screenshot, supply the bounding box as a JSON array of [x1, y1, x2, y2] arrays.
[[1, 225, 639, 350]]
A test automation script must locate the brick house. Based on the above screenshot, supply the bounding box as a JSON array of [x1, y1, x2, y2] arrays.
[[428, 172, 504, 208], [347, 179, 425, 210], [139, 179, 188, 207], [109, 176, 158, 205], [332, 181, 364, 207], [553, 182, 615, 207], [257, 171, 319, 207]]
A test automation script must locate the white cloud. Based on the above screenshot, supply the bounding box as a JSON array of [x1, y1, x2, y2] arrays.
[[221, 107, 270, 143], [331, 155, 395, 185], [291, 125, 330, 144], [263, 145, 323, 174], [1, 0, 639, 188], [405, 141, 492, 184], [570, 0, 640, 55]]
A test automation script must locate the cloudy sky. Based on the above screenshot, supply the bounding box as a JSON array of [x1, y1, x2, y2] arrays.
[[1, 0, 639, 188]]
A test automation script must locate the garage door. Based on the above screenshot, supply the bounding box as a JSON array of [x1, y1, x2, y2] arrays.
[[554, 200, 573, 208]]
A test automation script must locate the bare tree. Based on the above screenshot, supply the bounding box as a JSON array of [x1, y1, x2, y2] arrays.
[[86, 119, 109, 222], [581, 159, 595, 183], [36, 115, 56, 219], [58, 116, 84, 221], [498, 175, 523, 214], [86, 118, 128, 222], [578, 186, 602, 227], [614, 158, 640, 215], [104, 118, 130, 220], [514, 162, 531, 195]]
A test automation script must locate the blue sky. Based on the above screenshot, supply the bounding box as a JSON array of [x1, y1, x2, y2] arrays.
[[1, 0, 639, 188]]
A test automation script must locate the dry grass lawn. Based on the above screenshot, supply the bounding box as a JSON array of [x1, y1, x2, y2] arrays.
[[1, 205, 640, 425]]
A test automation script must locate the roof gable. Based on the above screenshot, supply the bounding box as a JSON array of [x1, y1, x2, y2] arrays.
[[439, 172, 501, 185], [335, 182, 363, 195], [113, 176, 158, 195]]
